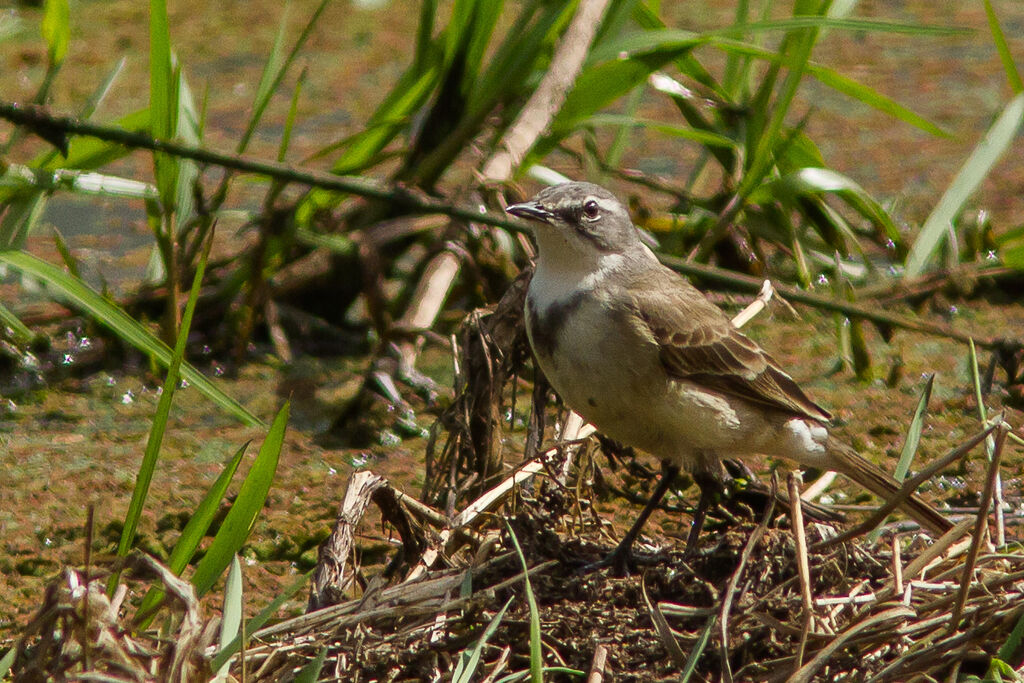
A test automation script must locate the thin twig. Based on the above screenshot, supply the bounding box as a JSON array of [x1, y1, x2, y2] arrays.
[[0, 101, 521, 230], [949, 422, 1009, 630], [788, 473, 813, 672], [586, 643, 609, 683]]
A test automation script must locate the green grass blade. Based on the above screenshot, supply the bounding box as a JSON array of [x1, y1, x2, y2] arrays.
[[453, 597, 514, 683], [116, 230, 213, 560], [905, 93, 1024, 278], [0, 191, 47, 249], [278, 66, 306, 162], [0, 251, 261, 426], [414, 0, 437, 67], [149, 0, 179, 210], [135, 442, 249, 621], [211, 569, 311, 671], [0, 647, 14, 678], [705, 37, 948, 138], [997, 608, 1024, 662], [895, 374, 934, 481], [739, 4, 820, 198], [984, 0, 1023, 94], [215, 556, 244, 680], [239, 0, 329, 154], [748, 167, 901, 246], [547, 46, 697, 139], [293, 646, 327, 683], [41, 0, 70, 66], [190, 402, 289, 597], [0, 301, 37, 346], [37, 109, 151, 174], [968, 339, 997, 463], [680, 616, 715, 682], [493, 667, 586, 683], [149, 0, 173, 142], [723, 0, 751, 95], [504, 521, 542, 683], [169, 443, 249, 574], [584, 113, 736, 148]]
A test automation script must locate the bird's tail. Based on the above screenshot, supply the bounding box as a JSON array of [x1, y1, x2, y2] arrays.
[[825, 437, 953, 536]]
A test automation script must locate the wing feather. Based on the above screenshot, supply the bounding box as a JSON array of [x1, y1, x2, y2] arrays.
[[626, 267, 831, 423]]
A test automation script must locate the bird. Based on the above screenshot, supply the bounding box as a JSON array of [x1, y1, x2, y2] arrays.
[[505, 181, 953, 570]]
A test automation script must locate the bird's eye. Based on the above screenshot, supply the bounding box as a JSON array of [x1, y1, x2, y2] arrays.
[[583, 200, 600, 219]]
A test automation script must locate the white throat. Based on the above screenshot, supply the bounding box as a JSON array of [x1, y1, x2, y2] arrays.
[[529, 232, 627, 313]]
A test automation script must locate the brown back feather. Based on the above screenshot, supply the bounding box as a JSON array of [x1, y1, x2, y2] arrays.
[[625, 265, 832, 423]]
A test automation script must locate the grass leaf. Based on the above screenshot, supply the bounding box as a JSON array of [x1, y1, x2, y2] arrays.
[[0, 251, 261, 426], [214, 556, 244, 681], [116, 228, 213, 562], [895, 374, 934, 481], [453, 597, 514, 683], [41, 0, 70, 66], [984, 0, 1023, 94], [905, 93, 1024, 278], [504, 521, 542, 683], [211, 570, 311, 671], [190, 402, 288, 597], [134, 442, 249, 622], [293, 646, 328, 683]]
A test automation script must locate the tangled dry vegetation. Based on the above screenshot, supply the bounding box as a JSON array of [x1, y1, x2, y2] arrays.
[[10, 284, 1024, 683]]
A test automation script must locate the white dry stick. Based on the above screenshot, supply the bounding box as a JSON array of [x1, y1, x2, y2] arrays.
[[730, 279, 775, 329], [481, 0, 613, 182], [892, 534, 904, 596], [788, 473, 814, 672], [394, 250, 461, 371]]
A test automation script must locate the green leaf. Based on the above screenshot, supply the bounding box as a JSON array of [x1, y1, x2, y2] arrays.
[[211, 569, 311, 672], [0, 647, 15, 678], [550, 49, 695, 137], [116, 229, 213, 561], [240, 0, 329, 155], [41, 0, 70, 65], [997, 609, 1024, 663], [39, 109, 152, 174], [905, 93, 1024, 278], [0, 301, 37, 346], [984, 0, 1023, 94], [0, 191, 47, 250], [190, 403, 288, 597], [706, 37, 948, 138], [453, 597, 514, 683], [294, 646, 327, 683], [749, 167, 900, 245], [149, 0, 179, 208], [215, 556, 244, 681], [895, 374, 934, 481], [584, 113, 736, 149], [135, 442, 249, 622], [505, 521, 542, 683], [0, 251, 261, 426]]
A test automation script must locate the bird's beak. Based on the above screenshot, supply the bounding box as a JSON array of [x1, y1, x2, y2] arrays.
[[505, 200, 553, 224]]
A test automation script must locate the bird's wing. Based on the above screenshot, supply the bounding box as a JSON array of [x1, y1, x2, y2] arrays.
[[625, 267, 832, 423]]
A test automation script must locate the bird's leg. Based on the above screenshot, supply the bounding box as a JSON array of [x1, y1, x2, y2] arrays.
[[589, 459, 680, 575], [684, 467, 727, 556]]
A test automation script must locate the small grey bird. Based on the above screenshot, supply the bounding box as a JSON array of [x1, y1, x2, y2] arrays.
[[506, 181, 951, 568]]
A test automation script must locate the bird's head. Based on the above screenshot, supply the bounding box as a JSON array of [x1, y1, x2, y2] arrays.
[[506, 182, 647, 266]]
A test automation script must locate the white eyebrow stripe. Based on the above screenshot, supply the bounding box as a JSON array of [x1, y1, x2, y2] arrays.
[[590, 197, 618, 211]]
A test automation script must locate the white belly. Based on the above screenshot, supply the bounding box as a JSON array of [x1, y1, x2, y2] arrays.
[[526, 291, 780, 466]]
